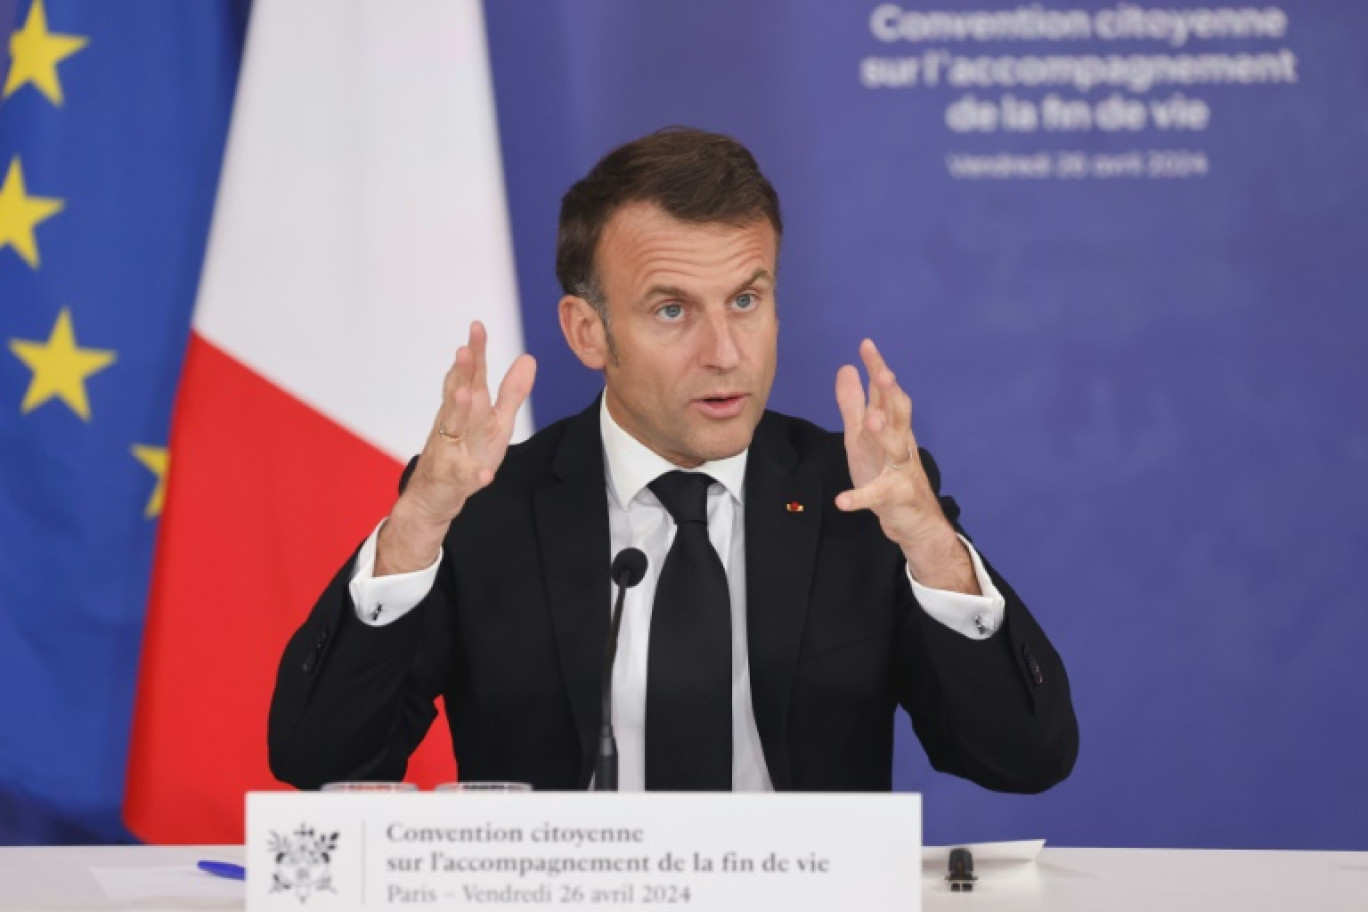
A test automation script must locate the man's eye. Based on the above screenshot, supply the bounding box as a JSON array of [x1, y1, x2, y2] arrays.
[[734, 292, 757, 310], [658, 303, 684, 321]]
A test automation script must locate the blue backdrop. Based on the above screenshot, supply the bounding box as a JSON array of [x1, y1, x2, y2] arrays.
[[484, 0, 1368, 850], [1, 1, 1364, 849]]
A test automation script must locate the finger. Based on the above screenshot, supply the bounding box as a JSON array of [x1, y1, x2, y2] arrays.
[[872, 366, 913, 440], [440, 347, 462, 403], [834, 364, 866, 442], [446, 342, 475, 395], [863, 338, 904, 416], [865, 407, 910, 466], [835, 478, 888, 513], [493, 354, 538, 427], [877, 369, 920, 457], [436, 345, 474, 434], [469, 320, 489, 398], [863, 339, 915, 438], [859, 337, 890, 378], [446, 381, 474, 440], [893, 384, 913, 437], [860, 338, 883, 403], [446, 346, 477, 430]]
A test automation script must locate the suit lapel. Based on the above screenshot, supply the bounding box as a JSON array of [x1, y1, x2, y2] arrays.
[[533, 402, 611, 787], [744, 414, 823, 790]]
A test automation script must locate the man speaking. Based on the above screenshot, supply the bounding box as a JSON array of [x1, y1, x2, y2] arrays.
[[269, 128, 1078, 794]]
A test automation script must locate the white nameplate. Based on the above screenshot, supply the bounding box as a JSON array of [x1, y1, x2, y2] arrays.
[[246, 791, 920, 911]]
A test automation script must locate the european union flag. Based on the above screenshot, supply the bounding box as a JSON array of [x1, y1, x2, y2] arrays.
[[0, 0, 247, 842]]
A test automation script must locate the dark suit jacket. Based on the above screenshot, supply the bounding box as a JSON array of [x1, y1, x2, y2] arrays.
[[269, 402, 1078, 793]]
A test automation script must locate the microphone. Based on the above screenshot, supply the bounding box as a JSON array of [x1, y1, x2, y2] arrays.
[[593, 547, 648, 791]]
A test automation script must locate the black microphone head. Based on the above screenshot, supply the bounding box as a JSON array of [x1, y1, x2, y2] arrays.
[[611, 547, 648, 588]]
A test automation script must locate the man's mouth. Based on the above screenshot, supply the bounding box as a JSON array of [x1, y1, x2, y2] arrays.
[[692, 393, 747, 419]]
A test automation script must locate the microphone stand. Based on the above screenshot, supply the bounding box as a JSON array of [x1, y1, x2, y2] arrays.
[[594, 549, 646, 790]]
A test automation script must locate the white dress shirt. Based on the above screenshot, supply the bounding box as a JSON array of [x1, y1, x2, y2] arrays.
[[348, 397, 1005, 790]]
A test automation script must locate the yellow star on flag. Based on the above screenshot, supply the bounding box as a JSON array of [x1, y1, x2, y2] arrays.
[[0, 157, 65, 268], [131, 445, 169, 518], [3, 0, 90, 106], [8, 307, 117, 421]]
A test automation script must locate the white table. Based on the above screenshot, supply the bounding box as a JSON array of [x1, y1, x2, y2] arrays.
[[0, 845, 1364, 911]]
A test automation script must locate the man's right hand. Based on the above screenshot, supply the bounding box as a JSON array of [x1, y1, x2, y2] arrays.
[[376, 321, 537, 576]]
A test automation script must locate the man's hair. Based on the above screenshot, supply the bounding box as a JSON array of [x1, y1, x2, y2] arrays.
[[556, 127, 783, 308]]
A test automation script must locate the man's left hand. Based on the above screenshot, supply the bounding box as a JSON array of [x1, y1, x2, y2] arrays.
[[834, 339, 980, 595]]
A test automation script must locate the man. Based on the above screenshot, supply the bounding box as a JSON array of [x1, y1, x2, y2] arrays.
[[269, 128, 1077, 793]]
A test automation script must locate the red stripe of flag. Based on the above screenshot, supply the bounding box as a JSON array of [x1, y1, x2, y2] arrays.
[[125, 333, 454, 844]]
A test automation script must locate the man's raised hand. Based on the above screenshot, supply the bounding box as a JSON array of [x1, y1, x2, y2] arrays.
[[834, 338, 978, 594], [376, 321, 536, 575]]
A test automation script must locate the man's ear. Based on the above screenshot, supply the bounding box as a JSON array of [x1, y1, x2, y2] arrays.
[[559, 295, 609, 370]]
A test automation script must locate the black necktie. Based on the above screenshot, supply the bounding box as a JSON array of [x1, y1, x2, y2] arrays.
[[646, 471, 732, 790]]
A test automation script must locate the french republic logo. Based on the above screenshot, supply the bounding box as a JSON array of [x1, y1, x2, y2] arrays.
[[268, 825, 339, 902]]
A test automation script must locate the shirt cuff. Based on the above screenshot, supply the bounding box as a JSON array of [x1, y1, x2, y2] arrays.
[[348, 520, 442, 627], [906, 535, 1005, 640]]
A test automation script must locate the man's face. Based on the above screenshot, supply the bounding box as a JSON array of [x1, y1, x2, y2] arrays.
[[570, 202, 779, 468]]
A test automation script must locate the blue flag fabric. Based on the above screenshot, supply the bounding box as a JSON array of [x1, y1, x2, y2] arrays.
[[0, 0, 245, 843]]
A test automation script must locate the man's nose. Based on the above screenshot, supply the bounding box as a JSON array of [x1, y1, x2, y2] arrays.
[[699, 310, 742, 370]]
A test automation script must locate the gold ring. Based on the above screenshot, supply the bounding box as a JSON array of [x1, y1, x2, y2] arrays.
[[885, 445, 913, 471], [437, 424, 464, 443]]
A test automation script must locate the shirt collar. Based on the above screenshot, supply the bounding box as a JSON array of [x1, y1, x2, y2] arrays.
[[599, 394, 748, 509]]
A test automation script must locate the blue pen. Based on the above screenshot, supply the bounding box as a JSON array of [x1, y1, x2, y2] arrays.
[[197, 860, 246, 881]]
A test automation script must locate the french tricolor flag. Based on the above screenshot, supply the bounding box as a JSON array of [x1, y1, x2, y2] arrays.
[[124, 0, 530, 844]]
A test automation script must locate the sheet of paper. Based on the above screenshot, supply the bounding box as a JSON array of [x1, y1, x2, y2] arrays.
[[89, 864, 244, 909], [922, 839, 1046, 867], [922, 839, 1047, 893]]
